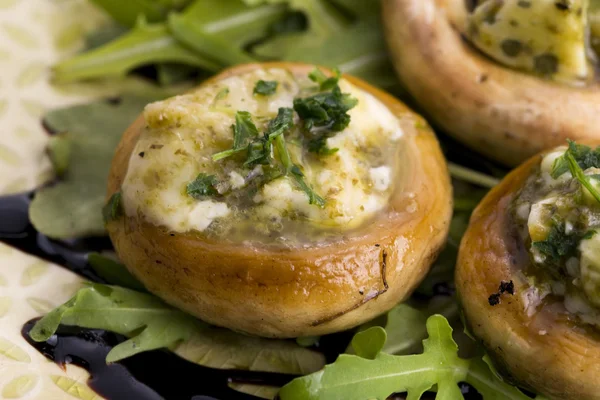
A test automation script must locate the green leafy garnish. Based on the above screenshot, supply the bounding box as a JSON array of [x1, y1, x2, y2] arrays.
[[293, 82, 357, 132], [213, 111, 260, 161], [29, 94, 173, 239], [279, 315, 534, 400], [102, 192, 123, 223], [293, 72, 358, 155], [87, 252, 146, 292], [89, 0, 191, 27], [186, 173, 219, 198], [551, 140, 600, 179], [531, 223, 593, 265], [29, 283, 325, 398], [54, 20, 218, 83], [254, 80, 278, 95], [29, 284, 198, 362], [564, 145, 600, 205], [265, 106, 295, 139], [46, 134, 72, 178], [308, 67, 340, 91], [290, 165, 326, 207]]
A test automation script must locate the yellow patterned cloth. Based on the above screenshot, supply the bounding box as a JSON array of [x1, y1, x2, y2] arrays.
[[0, 1, 108, 399]]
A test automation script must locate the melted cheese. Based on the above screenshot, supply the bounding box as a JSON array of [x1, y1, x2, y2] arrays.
[[121, 68, 403, 238]]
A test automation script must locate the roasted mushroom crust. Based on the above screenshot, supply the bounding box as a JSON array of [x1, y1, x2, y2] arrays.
[[106, 62, 453, 338], [456, 148, 600, 400], [382, 0, 600, 166]]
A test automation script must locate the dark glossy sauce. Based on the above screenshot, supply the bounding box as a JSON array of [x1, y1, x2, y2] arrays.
[[1, 191, 480, 400]]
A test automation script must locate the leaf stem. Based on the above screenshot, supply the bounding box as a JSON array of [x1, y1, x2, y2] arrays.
[[448, 163, 500, 188]]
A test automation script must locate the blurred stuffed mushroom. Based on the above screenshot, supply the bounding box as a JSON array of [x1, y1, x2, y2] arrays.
[[383, 0, 600, 166], [104, 62, 453, 338], [457, 141, 600, 399]]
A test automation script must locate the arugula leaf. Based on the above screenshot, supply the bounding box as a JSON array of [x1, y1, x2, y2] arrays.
[[30, 283, 325, 398], [53, 20, 219, 83], [102, 192, 123, 222], [168, 0, 288, 66], [46, 134, 72, 178], [87, 252, 146, 291], [551, 140, 600, 179], [348, 299, 460, 356], [29, 284, 199, 363], [242, 0, 348, 39], [350, 326, 386, 360], [30, 96, 161, 239], [186, 173, 219, 198], [254, 80, 278, 95], [89, 0, 191, 27], [279, 315, 533, 400]]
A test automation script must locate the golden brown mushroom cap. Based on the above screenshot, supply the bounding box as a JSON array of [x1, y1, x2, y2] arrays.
[[382, 0, 600, 166], [105, 62, 453, 338], [456, 146, 600, 399]]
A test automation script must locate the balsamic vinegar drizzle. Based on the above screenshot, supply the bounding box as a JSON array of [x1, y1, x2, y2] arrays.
[[21, 320, 294, 400], [0, 189, 477, 400]]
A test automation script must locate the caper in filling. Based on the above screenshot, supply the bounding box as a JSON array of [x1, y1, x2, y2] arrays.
[[512, 142, 600, 325], [120, 68, 406, 245], [467, 0, 599, 84]]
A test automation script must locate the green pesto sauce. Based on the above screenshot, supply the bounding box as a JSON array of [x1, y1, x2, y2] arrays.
[[511, 151, 600, 318]]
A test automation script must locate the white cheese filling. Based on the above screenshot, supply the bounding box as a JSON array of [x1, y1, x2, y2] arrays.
[[120, 68, 404, 235]]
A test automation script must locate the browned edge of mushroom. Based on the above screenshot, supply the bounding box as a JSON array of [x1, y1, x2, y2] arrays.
[[456, 146, 600, 399], [105, 62, 453, 338], [382, 0, 600, 166]]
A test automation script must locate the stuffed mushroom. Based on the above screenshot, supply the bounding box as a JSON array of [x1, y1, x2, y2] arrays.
[[104, 62, 453, 338], [383, 0, 600, 166], [457, 141, 600, 399]]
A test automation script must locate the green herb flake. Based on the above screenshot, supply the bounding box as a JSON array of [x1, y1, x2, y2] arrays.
[[564, 144, 600, 205], [253, 80, 278, 96], [213, 111, 259, 161], [186, 173, 219, 198], [532, 223, 582, 264], [308, 67, 340, 91], [266, 107, 294, 139], [291, 165, 325, 207], [294, 84, 358, 132], [551, 140, 600, 179], [102, 192, 123, 223]]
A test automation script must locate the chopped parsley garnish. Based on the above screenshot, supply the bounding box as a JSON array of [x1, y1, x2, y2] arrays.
[[204, 69, 360, 207], [532, 224, 594, 265], [102, 192, 122, 223], [551, 140, 600, 179], [294, 68, 358, 155], [243, 107, 295, 167], [308, 67, 341, 91], [253, 80, 278, 96], [186, 173, 219, 198], [290, 165, 326, 206], [213, 111, 259, 161], [551, 141, 600, 205]]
